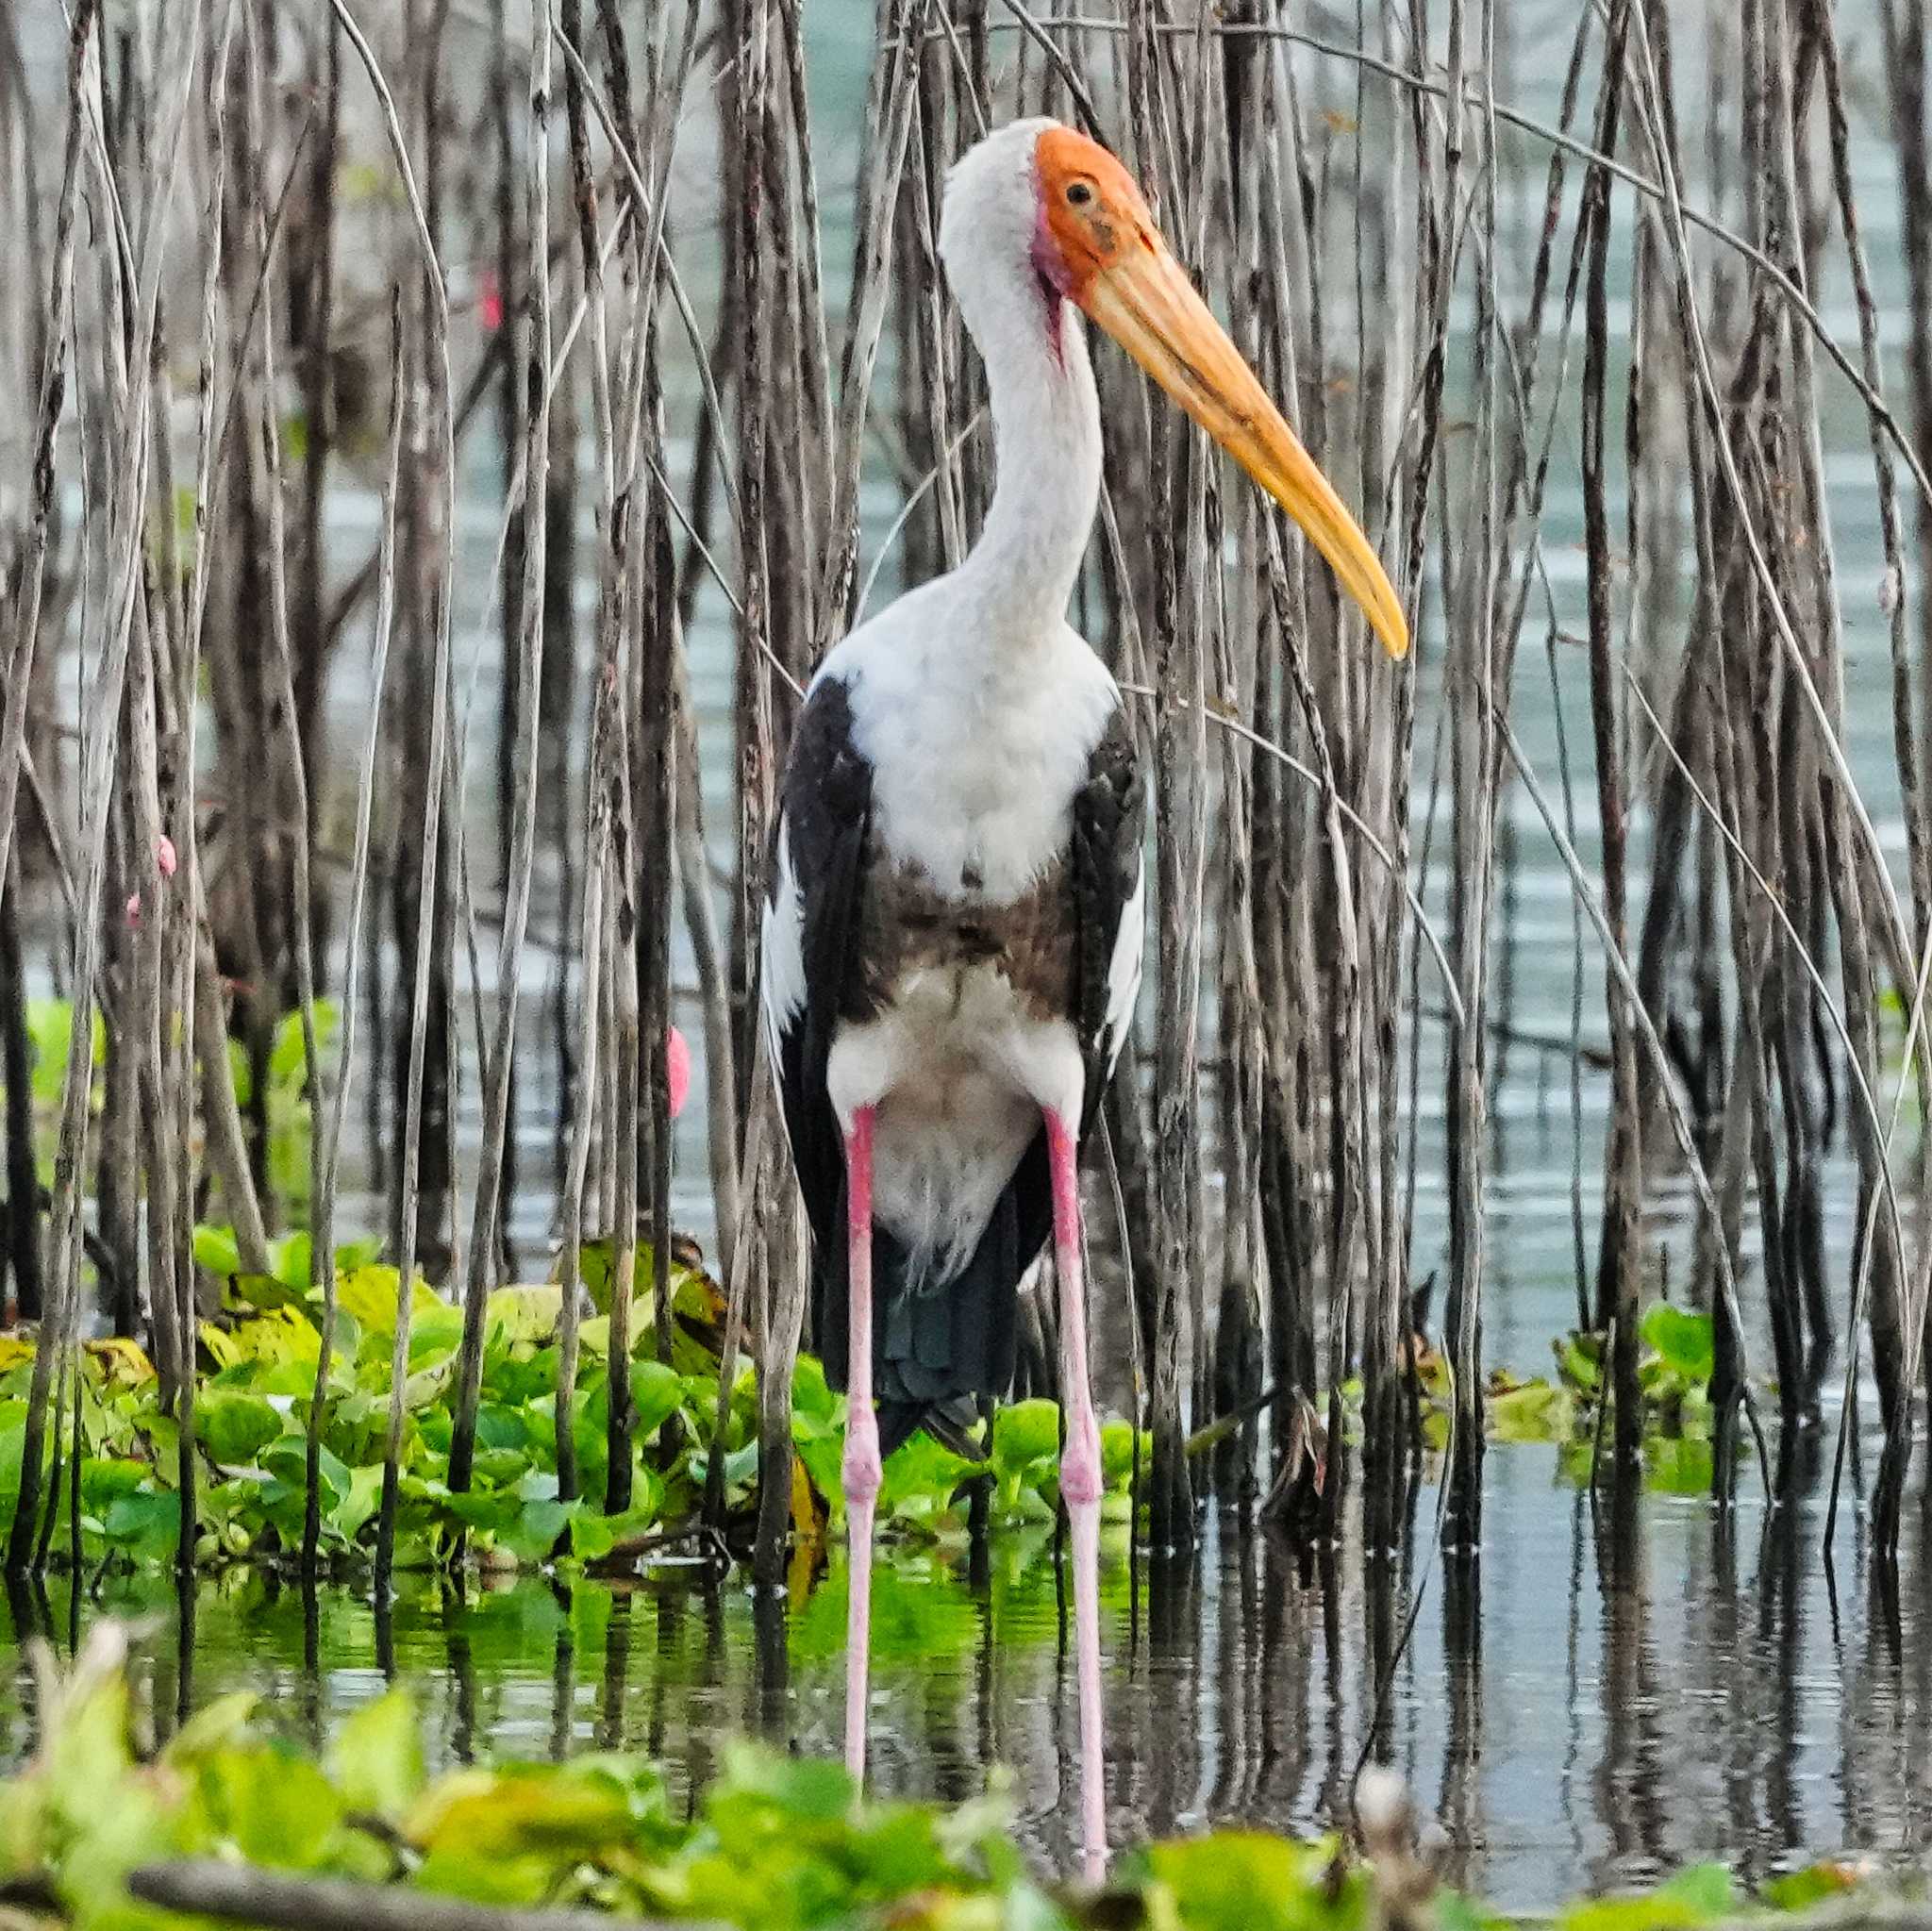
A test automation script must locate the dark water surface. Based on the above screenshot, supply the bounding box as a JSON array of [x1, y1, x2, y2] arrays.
[[6, 1446, 1928, 1912]]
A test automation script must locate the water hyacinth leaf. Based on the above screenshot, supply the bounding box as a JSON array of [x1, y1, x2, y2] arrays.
[[84, 1337, 156, 1392], [1644, 1435, 1717, 1496], [791, 1352, 834, 1419], [405, 1768, 637, 1901], [1555, 1332, 1603, 1394], [1640, 1302, 1715, 1386], [337, 1264, 425, 1336], [504, 1496, 576, 1563], [630, 1358, 684, 1443], [185, 1745, 347, 1869], [25, 999, 105, 1106], [442, 1490, 522, 1538], [992, 1399, 1058, 1477], [1564, 1865, 1737, 1931], [81, 1457, 147, 1509], [325, 1690, 425, 1818], [792, 1422, 844, 1517], [688, 1440, 760, 1493], [264, 1435, 350, 1513], [880, 1430, 981, 1516], [268, 998, 340, 1088], [409, 1299, 467, 1365], [1485, 1377, 1569, 1444], [1100, 1418, 1146, 1490], [164, 1690, 261, 1762], [192, 1224, 243, 1277], [714, 1739, 855, 1823], [1760, 1865, 1863, 1912], [332, 1464, 386, 1540], [100, 1490, 179, 1559], [1141, 1832, 1367, 1931], [218, 1307, 323, 1372], [0, 1405, 27, 1507], [485, 1285, 563, 1348], [198, 1393, 281, 1466], [475, 1403, 529, 1452], [569, 1492, 663, 1564], [270, 1232, 313, 1292]]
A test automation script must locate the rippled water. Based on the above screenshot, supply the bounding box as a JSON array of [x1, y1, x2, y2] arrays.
[[6, 1448, 1929, 1909]]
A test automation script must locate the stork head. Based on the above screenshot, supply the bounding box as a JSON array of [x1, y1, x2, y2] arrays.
[[941, 119, 1407, 659]]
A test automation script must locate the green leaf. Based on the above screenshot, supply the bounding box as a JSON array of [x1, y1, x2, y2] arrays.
[[101, 1489, 181, 1559], [325, 1690, 425, 1818], [193, 1224, 243, 1277], [188, 1745, 344, 1869], [569, 1494, 662, 1564], [1487, 1378, 1569, 1444], [1147, 1831, 1366, 1931], [1101, 1418, 1145, 1490], [200, 1392, 282, 1466], [271, 1231, 314, 1292], [263, 1435, 350, 1513], [791, 1352, 834, 1420], [880, 1430, 980, 1516], [1641, 1301, 1715, 1386], [1565, 1866, 1736, 1931], [331, 1463, 386, 1540], [630, 1358, 684, 1443], [503, 1497, 576, 1564], [992, 1398, 1059, 1478], [486, 1285, 562, 1348], [269, 1000, 341, 1090], [1759, 1864, 1861, 1912]]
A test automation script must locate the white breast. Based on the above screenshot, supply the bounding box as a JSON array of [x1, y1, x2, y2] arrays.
[[826, 597, 1121, 903]]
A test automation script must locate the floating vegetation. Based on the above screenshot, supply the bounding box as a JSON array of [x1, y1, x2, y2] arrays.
[[0, 1234, 1151, 1573], [0, 1217, 1729, 1573], [0, 1634, 1890, 1931]]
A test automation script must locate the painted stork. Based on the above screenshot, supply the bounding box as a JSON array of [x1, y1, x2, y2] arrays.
[[760, 118, 1406, 1871]]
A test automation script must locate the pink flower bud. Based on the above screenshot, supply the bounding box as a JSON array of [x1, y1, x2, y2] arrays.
[[667, 1024, 691, 1121], [155, 833, 177, 877]]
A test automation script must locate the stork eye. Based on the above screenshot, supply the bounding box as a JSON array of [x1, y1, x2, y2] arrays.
[[1065, 180, 1095, 208]]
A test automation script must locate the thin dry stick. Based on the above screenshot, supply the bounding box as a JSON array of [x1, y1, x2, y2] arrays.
[[0, 0, 96, 907], [222, 0, 334, 1581], [1500, 713, 1770, 1495], [11, 3, 181, 1573], [448, 0, 555, 1498], [345, 302, 408, 1588], [331, 0, 459, 1576]]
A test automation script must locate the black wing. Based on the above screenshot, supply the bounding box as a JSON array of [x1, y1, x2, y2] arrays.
[[760, 674, 874, 1260], [1069, 696, 1145, 1138], [1000, 695, 1145, 1308]]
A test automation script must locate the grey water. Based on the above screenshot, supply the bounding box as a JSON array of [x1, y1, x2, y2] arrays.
[[3, 1459, 1928, 1911], [11, 0, 1932, 1909]]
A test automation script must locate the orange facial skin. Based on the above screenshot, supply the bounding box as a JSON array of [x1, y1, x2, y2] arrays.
[[1027, 124, 1409, 658], [1034, 125, 1157, 300]]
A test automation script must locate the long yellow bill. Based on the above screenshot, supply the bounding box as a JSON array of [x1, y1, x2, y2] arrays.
[[1080, 241, 1408, 659]]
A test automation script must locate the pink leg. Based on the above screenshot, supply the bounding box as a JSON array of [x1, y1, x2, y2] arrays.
[[1045, 1107, 1107, 1883], [842, 1107, 881, 1783]]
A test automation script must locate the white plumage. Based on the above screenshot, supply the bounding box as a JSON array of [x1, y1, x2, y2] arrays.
[[760, 117, 1141, 1286]]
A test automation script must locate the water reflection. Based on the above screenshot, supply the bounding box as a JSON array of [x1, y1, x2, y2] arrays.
[[3, 1452, 1927, 1910]]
